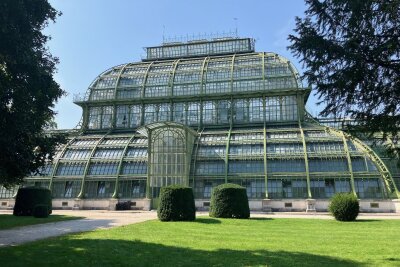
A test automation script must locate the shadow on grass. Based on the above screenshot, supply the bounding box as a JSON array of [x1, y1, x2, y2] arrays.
[[0, 239, 365, 267], [249, 217, 273, 221], [195, 218, 221, 224], [353, 219, 381, 223]]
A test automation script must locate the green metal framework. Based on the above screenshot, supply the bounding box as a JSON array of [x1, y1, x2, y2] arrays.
[[2, 37, 396, 202]]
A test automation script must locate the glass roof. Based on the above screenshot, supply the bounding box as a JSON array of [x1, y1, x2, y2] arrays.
[[74, 51, 303, 103]]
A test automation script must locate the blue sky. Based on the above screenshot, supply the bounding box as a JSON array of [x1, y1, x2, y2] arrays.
[[46, 0, 321, 129]]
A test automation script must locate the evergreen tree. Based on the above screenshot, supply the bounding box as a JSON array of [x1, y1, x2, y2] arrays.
[[289, 0, 400, 155]]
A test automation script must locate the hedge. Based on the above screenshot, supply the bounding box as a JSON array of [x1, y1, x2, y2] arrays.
[[328, 193, 359, 221], [13, 187, 52, 216], [157, 185, 196, 221], [209, 183, 250, 219], [33, 205, 49, 218]]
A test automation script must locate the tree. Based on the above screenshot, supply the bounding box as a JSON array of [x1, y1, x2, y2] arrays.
[[289, 0, 400, 156], [0, 0, 66, 187]]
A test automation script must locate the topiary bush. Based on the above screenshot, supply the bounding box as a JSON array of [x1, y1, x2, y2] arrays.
[[209, 183, 250, 219], [33, 205, 49, 218], [13, 187, 52, 216], [157, 185, 196, 221], [328, 193, 359, 221]]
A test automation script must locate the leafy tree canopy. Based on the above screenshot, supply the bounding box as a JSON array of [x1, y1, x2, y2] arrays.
[[289, 0, 400, 155], [0, 0, 66, 187]]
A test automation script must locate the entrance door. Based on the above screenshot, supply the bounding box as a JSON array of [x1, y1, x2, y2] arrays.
[[149, 127, 188, 209]]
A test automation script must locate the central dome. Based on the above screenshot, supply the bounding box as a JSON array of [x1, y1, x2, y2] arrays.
[[76, 48, 303, 103]]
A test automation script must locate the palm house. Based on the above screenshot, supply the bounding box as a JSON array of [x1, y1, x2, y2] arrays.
[[1, 37, 399, 212]]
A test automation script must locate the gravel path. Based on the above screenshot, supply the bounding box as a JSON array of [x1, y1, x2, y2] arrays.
[[0, 210, 399, 247], [0, 210, 157, 247]]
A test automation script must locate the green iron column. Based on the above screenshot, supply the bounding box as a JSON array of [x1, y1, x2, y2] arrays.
[[298, 121, 312, 198], [263, 123, 268, 198], [191, 128, 204, 187], [224, 127, 232, 184], [140, 62, 154, 126], [339, 130, 357, 197], [170, 59, 180, 98], [145, 130, 152, 199], [230, 54, 236, 94], [200, 57, 209, 96]]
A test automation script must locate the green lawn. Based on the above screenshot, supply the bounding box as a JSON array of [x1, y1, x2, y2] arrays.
[[1, 217, 399, 266], [0, 214, 82, 230]]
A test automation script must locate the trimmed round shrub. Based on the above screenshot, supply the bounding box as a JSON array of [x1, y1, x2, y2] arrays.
[[328, 193, 359, 221], [33, 205, 49, 218], [13, 187, 52, 216], [209, 183, 250, 219], [157, 185, 196, 221]]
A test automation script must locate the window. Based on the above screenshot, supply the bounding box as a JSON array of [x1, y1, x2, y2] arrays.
[[145, 86, 169, 97], [352, 158, 367, 172], [118, 76, 144, 87], [88, 107, 101, 129], [63, 149, 91, 159], [118, 180, 146, 198], [158, 103, 171, 122], [216, 100, 230, 124], [202, 101, 217, 124], [121, 162, 147, 175], [233, 99, 248, 123], [249, 98, 263, 122], [228, 161, 264, 174], [230, 144, 264, 155], [101, 106, 113, 128], [174, 84, 200, 96], [95, 77, 117, 88], [193, 179, 224, 198], [130, 105, 142, 127], [71, 139, 98, 146], [93, 149, 124, 159], [126, 148, 147, 158], [267, 159, 305, 173], [56, 163, 85, 176], [116, 105, 129, 128], [198, 146, 225, 157], [0, 186, 18, 198], [173, 102, 186, 124], [101, 138, 129, 145], [228, 178, 265, 199], [266, 143, 303, 154], [116, 88, 141, 99], [187, 102, 200, 125], [195, 161, 225, 175], [308, 159, 348, 172], [88, 106, 114, 129], [52, 181, 81, 199], [205, 82, 230, 94], [88, 163, 118, 175], [144, 104, 157, 124], [85, 181, 115, 198], [355, 178, 383, 198]]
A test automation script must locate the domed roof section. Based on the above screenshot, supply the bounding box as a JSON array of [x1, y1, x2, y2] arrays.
[[74, 39, 304, 104]]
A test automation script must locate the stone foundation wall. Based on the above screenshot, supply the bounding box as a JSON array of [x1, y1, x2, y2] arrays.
[[0, 198, 399, 213]]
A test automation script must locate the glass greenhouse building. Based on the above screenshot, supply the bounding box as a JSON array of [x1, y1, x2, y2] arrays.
[[1, 37, 399, 212]]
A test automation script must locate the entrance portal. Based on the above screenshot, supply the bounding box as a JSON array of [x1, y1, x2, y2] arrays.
[[138, 123, 196, 209]]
